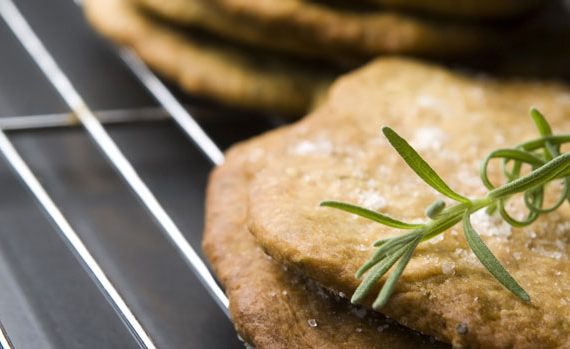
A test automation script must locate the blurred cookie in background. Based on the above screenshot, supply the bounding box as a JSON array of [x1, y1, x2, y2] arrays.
[[84, 0, 336, 117], [131, 0, 499, 66], [84, 0, 569, 116]]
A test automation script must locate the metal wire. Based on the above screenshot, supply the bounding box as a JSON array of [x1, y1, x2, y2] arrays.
[[119, 50, 225, 165], [0, 322, 13, 349], [0, 125, 155, 349], [1, 0, 229, 324], [84, 5, 230, 314], [0, 107, 168, 131], [0, 0, 237, 345], [0, 1, 157, 348]]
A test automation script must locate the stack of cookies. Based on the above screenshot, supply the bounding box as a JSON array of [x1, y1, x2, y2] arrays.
[[203, 58, 570, 348], [83, 0, 557, 117]]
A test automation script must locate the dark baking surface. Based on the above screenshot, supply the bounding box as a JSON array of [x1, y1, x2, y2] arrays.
[[0, 0, 277, 347]]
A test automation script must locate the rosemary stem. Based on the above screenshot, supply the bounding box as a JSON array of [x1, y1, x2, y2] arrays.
[[323, 110, 568, 306], [419, 198, 491, 241]]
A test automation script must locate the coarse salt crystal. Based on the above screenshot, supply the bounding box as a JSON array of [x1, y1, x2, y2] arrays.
[[307, 319, 318, 328], [456, 323, 469, 335], [556, 94, 570, 105], [292, 139, 333, 155], [442, 261, 456, 275], [411, 127, 447, 151], [417, 95, 447, 114], [453, 248, 478, 265], [358, 190, 387, 210], [377, 324, 390, 332], [494, 134, 505, 144], [351, 307, 367, 319], [470, 210, 511, 239], [531, 246, 563, 260], [285, 167, 298, 176], [555, 221, 570, 235], [429, 234, 444, 245]]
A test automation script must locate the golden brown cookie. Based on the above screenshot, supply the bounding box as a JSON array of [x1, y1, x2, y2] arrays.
[[84, 0, 335, 116], [203, 135, 449, 349], [246, 58, 570, 348], [131, 0, 497, 64]]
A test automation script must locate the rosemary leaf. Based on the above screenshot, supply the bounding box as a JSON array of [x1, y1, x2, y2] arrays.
[[480, 149, 544, 190], [373, 236, 421, 310], [420, 211, 464, 241], [498, 199, 540, 227], [374, 230, 420, 246], [382, 127, 471, 204], [357, 231, 420, 278], [426, 199, 446, 219], [488, 152, 570, 199], [518, 135, 570, 152], [524, 180, 568, 213], [320, 201, 423, 229], [530, 108, 553, 138], [462, 211, 530, 301], [351, 244, 408, 304], [530, 108, 558, 160]]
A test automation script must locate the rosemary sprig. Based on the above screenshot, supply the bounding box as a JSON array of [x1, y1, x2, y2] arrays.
[[321, 109, 570, 310]]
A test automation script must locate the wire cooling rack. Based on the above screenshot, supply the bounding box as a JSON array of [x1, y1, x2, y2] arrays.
[[0, 0, 255, 347]]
